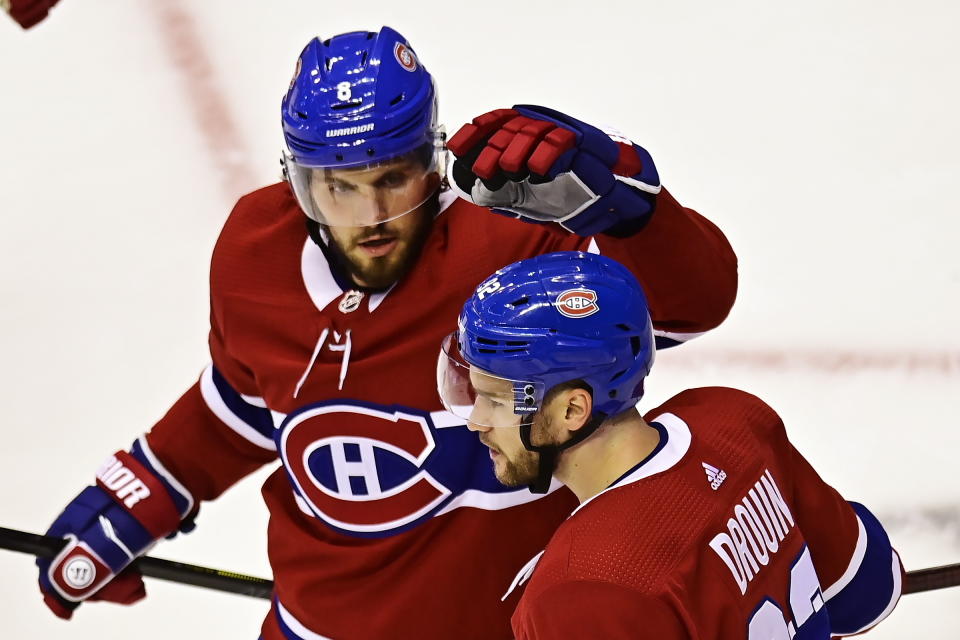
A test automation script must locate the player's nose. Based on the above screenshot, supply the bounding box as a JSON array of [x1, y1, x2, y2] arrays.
[[466, 419, 491, 433]]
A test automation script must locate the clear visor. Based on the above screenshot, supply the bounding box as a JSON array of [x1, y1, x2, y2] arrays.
[[437, 332, 544, 428], [284, 135, 447, 228]]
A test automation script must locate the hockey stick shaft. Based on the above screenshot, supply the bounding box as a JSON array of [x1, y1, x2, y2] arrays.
[[902, 561, 960, 594], [0, 527, 272, 600], [2, 526, 956, 597]]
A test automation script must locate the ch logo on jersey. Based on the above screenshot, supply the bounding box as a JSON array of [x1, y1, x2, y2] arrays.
[[394, 42, 417, 72], [278, 402, 452, 536], [555, 288, 599, 318]]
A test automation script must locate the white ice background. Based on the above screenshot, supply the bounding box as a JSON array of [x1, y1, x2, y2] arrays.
[[1, 0, 958, 637]]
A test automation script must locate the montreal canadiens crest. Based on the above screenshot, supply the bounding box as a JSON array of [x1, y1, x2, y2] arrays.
[[277, 402, 453, 536], [394, 42, 417, 72], [555, 288, 599, 318]]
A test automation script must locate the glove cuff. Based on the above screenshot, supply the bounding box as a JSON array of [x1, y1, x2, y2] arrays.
[[95, 451, 182, 538]]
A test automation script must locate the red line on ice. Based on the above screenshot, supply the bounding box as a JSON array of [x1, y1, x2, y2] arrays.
[[147, 1, 259, 203], [661, 349, 960, 375]]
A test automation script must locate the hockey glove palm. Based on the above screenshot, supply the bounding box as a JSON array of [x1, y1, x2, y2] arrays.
[[37, 446, 190, 619], [447, 105, 661, 237]]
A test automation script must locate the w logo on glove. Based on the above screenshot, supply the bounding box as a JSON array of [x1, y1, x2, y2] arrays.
[[447, 105, 661, 237]]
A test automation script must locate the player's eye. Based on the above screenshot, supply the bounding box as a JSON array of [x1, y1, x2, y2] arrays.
[[328, 180, 356, 194], [376, 170, 409, 189], [480, 396, 504, 409]]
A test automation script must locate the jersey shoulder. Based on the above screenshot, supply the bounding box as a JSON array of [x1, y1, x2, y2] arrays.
[[647, 386, 787, 447], [211, 182, 308, 297], [438, 196, 588, 257]]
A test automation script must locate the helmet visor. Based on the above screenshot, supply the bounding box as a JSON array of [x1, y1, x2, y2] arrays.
[[284, 137, 446, 228], [437, 332, 544, 428]]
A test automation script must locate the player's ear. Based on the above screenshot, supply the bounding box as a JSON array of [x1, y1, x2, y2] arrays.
[[561, 388, 593, 432]]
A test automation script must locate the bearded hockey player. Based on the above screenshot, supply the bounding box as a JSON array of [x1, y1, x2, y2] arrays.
[[36, 27, 738, 639], [439, 251, 902, 639]]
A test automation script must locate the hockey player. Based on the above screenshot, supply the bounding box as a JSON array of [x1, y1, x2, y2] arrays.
[[35, 27, 738, 639], [439, 251, 902, 639]]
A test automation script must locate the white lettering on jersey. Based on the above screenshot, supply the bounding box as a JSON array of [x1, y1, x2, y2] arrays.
[[96, 456, 151, 508], [708, 469, 795, 594]]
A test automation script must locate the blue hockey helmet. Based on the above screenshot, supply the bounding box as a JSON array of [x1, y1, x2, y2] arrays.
[[281, 27, 446, 227], [438, 251, 655, 429]]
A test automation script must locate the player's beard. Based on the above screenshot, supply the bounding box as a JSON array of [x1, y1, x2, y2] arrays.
[[324, 200, 436, 290], [492, 448, 540, 487], [487, 413, 556, 487]]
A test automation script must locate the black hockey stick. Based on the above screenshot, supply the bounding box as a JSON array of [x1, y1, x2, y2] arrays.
[[0, 527, 272, 600], [1, 525, 957, 597], [903, 561, 960, 595]]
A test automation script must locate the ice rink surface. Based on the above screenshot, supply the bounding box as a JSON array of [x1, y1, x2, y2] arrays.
[[2, 0, 958, 636]]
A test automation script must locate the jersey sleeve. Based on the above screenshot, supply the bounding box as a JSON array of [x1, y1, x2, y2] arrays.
[[788, 445, 903, 636], [555, 187, 737, 348], [512, 581, 689, 640], [140, 199, 280, 509]]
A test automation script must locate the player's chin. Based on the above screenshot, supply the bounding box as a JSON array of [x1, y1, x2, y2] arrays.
[[494, 461, 535, 488], [350, 246, 413, 288]]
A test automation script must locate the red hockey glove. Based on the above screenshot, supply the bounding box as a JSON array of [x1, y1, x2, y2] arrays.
[[37, 444, 194, 619], [4, 0, 60, 29], [448, 105, 661, 237]]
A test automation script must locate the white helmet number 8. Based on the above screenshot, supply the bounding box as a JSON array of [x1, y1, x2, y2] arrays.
[[336, 82, 352, 102]]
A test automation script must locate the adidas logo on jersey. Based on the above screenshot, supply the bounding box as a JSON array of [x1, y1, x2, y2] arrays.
[[702, 462, 727, 490]]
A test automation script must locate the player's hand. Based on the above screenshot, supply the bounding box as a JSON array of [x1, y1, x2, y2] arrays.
[[3, 0, 60, 29], [37, 451, 184, 619], [447, 105, 661, 237]]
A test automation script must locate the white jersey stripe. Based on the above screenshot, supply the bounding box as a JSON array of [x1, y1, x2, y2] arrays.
[[822, 515, 868, 601], [844, 550, 903, 635], [136, 435, 195, 516], [199, 365, 276, 451], [277, 599, 335, 640], [653, 328, 710, 344]]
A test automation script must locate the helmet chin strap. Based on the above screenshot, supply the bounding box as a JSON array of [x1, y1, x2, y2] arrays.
[[519, 412, 607, 494]]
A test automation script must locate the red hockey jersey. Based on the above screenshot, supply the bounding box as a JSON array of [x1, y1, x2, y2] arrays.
[[142, 184, 737, 639], [510, 387, 903, 640]]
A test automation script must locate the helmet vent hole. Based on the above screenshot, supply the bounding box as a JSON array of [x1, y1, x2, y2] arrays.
[[390, 93, 405, 106], [367, 148, 376, 156], [360, 52, 369, 67], [630, 336, 642, 357], [610, 369, 627, 382], [365, 32, 375, 40], [505, 340, 527, 346], [477, 348, 496, 354], [322, 38, 332, 46], [616, 323, 632, 331], [296, 111, 308, 119], [507, 296, 529, 308], [335, 153, 344, 162], [608, 390, 618, 399], [477, 338, 498, 346]]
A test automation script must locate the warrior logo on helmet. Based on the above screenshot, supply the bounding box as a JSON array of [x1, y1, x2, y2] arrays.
[[394, 42, 418, 72], [555, 288, 599, 318]]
